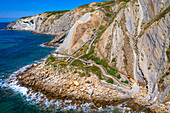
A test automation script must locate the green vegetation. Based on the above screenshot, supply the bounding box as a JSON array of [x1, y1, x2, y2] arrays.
[[46, 10, 69, 18], [20, 16, 32, 19], [90, 9, 96, 13], [78, 72, 86, 77], [105, 13, 111, 17], [74, 70, 77, 73], [148, 67, 151, 70], [106, 67, 117, 76], [45, 10, 69, 15], [96, 0, 115, 7], [93, 29, 96, 31], [71, 59, 84, 67], [97, 30, 105, 38], [45, 55, 58, 68], [108, 3, 126, 26], [166, 47, 170, 62], [99, 25, 105, 30], [112, 57, 116, 62], [88, 66, 102, 79], [139, 6, 170, 38], [45, 55, 56, 64], [141, 52, 144, 57], [106, 78, 114, 84], [121, 80, 129, 84], [94, 38, 99, 44], [118, 0, 130, 2], [70, 58, 103, 79], [81, 46, 118, 77], [117, 74, 121, 79]]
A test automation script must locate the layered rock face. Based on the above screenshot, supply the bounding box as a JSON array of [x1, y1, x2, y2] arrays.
[[96, 0, 169, 105], [6, 0, 170, 112], [57, 10, 105, 54], [6, 7, 92, 35]]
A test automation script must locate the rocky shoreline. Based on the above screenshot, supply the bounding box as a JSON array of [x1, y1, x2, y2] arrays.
[[5, 0, 170, 112], [7, 61, 153, 112]]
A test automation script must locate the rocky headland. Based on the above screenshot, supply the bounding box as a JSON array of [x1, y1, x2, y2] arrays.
[[6, 0, 170, 112]]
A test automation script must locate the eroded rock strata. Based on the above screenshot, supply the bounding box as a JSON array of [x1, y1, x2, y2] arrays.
[[6, 0, 170, 112]]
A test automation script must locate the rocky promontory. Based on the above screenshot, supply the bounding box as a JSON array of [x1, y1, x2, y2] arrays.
[[6, 0, 170, 112]]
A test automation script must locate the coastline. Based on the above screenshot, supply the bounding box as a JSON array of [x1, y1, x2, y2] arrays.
[[5, 57, 153, 112], [3, 1, 170, 111], [3, 28, 157, 113]]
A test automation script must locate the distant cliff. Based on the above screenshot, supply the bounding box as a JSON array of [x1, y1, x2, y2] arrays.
[[6, 5, 94, 35], [6, 0, 170, 112]]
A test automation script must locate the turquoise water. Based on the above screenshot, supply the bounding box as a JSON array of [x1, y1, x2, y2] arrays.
[[0, 23, 56, 113]]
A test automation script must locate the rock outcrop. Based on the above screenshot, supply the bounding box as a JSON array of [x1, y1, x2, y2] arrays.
[[96, 0, 169, 107], [57, 10, 105, 54]]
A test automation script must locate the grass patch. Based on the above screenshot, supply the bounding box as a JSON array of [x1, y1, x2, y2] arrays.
[[81, 46, 117, 77], [88, 66, 102, 79], [45, 10, 69, 15], [121, 80, 129, 84], [106, 78, 114, 84], [45, 55, 55, 64], [71, 59, 84, 67], [90, 9, 96, 13], [106, 67, 117, 76], [99, 25, 105, 30], [98, 30, 104, 37], [118, 0, 130, 2], [96, 0, 115, 7]]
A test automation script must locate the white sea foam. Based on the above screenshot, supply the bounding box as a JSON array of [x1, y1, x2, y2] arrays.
[[0, 63, 132, 112], [39, 42, 57, 48]]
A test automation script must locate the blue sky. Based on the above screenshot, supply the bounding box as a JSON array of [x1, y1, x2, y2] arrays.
[[0, 0, 105, 22]]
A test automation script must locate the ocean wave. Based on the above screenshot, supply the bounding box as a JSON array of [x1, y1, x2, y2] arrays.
[[0, 64, 131, 112], [39, 42, 57, 48]]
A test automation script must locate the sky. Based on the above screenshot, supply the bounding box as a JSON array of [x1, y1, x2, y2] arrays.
[[0, 0, 106, 22]]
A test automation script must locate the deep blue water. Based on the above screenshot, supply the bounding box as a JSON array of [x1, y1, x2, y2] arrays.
[[0, 23, 129, 113], [0, 22, 56, 113]]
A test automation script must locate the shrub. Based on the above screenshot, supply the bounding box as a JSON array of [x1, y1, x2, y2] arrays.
[[45, 55, 55, 64], [117, 74, 121, 79], [71, 59, 84, 67], [105, 13, 111, 17], [88, 66, 102, 80], [106, 67, 117, 76], [121, 80, 129, 84], [90, 9, 96, 13], [99, 25, 105, 30], [106, 78, 114, 84], [118, 0, 130, 2]]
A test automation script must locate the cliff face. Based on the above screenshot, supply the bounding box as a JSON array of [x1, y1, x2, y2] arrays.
[[96, 0, 169, 105], [6, 0, 170, 111], [57, 10, 105, 54], [6, 6, 92, 35]]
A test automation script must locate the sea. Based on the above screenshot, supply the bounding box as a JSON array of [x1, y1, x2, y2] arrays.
[[0, 22, 57, 113], [0, 22, 135, 113]]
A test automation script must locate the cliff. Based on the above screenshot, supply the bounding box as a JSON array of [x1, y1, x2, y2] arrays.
[[6, 4, 94, 35], [6, 0, 170, 112]]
